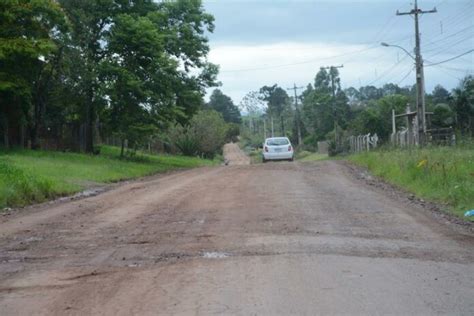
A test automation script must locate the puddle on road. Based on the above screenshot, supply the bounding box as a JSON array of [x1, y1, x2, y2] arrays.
[[202, 252, 229, 259]]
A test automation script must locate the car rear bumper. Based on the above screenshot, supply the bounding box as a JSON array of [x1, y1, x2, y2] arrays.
[[263, 152, 294, 160]]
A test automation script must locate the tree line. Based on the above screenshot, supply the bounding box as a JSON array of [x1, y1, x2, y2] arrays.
[[0, 0, 231, 157], [239, 67, 473, 150]]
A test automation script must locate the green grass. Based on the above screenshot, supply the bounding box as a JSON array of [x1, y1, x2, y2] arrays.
[[0, 146, 216, 208], [296, 150, 329, 162], [349, 146, 474, 220]]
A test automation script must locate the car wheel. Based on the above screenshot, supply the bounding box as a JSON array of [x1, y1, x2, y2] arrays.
[[262, 157, 267, 163]]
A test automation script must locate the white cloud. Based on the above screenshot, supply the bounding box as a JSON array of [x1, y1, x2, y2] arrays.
[[207, 41, 471, 104], [207, 41, 406, 103]]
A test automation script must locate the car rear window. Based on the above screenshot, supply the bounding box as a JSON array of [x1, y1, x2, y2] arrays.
[[266, 138, 289, 146]]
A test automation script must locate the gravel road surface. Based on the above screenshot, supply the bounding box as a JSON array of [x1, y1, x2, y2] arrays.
[[0, 146, 473, 315]]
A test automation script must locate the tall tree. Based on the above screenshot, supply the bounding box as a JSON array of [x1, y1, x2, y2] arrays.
[[451, 76, 474, 135], [207, 89, 241, 124], [0, 0, 67, 148], [58, 0, 117, 152], [301, 68, 350, 142], [431, 84, 451, 105], [259, 84, 290, 135]]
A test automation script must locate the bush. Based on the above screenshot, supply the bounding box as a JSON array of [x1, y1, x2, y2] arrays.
[[0, 159, 53, 207], [226, 123, 240, 142], [168, 110, 230, 159], [190, 110, 229, 158], [175, 134, 200, 156]]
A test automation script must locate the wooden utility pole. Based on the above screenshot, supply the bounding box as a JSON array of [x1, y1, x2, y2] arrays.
[[322, 65, 344, 144], [287, 84, 304, 146], [271, 116, 274, 137], [397, 0, 436, 145], [263, 117, 267, 139]]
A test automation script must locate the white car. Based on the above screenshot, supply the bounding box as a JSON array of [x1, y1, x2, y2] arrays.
[[262, 137, 294, 162]]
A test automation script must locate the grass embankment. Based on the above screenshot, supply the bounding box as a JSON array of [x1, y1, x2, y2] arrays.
[[349, 146, 474, 220], [296, 150, 329, 162], [0, 146, 216, 208]]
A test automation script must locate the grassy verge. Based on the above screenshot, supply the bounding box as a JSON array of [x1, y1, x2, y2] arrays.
[[296, 150, 329, 162], [0, 146, 217, 209], [348, 146, 474, 220], [239, 143, 262, 164]]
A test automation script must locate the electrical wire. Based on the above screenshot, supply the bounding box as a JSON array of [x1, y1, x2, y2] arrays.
[[396, 66, 415, 85], [425, 34, 474, 59], [365, 54, 411, 86], [423, 25, 473, 49], [219, 45, 380, 73], [425, 49, 474, 67]]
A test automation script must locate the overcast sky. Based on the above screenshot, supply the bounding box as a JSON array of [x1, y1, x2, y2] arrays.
[[203, 0, 474, 104]]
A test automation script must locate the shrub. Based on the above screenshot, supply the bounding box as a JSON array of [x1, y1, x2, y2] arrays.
[[0, 159, 53, 207], [168, 110, 230, 159], [175, 134, 200, 156], [190, 110, 228, 158]]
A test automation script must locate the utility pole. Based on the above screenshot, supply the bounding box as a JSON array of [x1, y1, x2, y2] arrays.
[[287, 84, 304, 146], [322, 65, 344, 144], [263, 116, 267, 139], [397, 0, 436, 145], [271, 116, 274, 137]]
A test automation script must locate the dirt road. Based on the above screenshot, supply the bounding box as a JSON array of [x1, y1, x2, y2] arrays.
[[223, 143, 250, 165], [1, 149, 473, 315]]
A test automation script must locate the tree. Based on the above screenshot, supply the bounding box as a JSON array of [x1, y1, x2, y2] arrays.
[[239, 91, 266, 115], [259, 84, 290, 135], [207, 89, 241, 124], [431, 84, 451, 105], [359, 85, 382, 101], [300, 68, 350, 143], [58, 0, 117, 153], [105, 13, 176, 156], [0, 0, 68, 149], [451, 76, 474, 135]]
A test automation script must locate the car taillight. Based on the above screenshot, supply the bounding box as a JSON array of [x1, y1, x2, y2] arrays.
[[288, 145, 292, 151], [264, 146, 269, 152]]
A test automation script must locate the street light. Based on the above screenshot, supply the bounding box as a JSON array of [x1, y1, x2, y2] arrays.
[[381, 41, 427, 145], [380, 42, 415, 60]]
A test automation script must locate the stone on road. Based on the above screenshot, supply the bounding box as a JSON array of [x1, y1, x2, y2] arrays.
[[0, 160, 473, 315]]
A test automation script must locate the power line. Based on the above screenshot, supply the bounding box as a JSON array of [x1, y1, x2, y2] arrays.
[[421, 2, 473, 43], [430, 65, 464, 81], [432, 64, 474, 74], [425, 49, 474, 67], [397, 66, 415, 85], [366, 54, 411, 86], [423, 25, 473, 49], [425, 34, 474, 58], [220, 46, 377, 73]]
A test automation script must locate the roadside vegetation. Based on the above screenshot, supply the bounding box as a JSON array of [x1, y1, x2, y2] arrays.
[[295, 151, 328, 162], [349, 145, 474, 220], [0, 146, 216, 209], [1, 1, 241, 161], [0, 1, 242, 210], [239, 71, 472, 154]]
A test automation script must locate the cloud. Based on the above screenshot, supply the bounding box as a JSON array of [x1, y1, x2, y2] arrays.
[[203, 0, 473, 104], [207, 41, 405, 103], [207, 40, 472, 104]]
